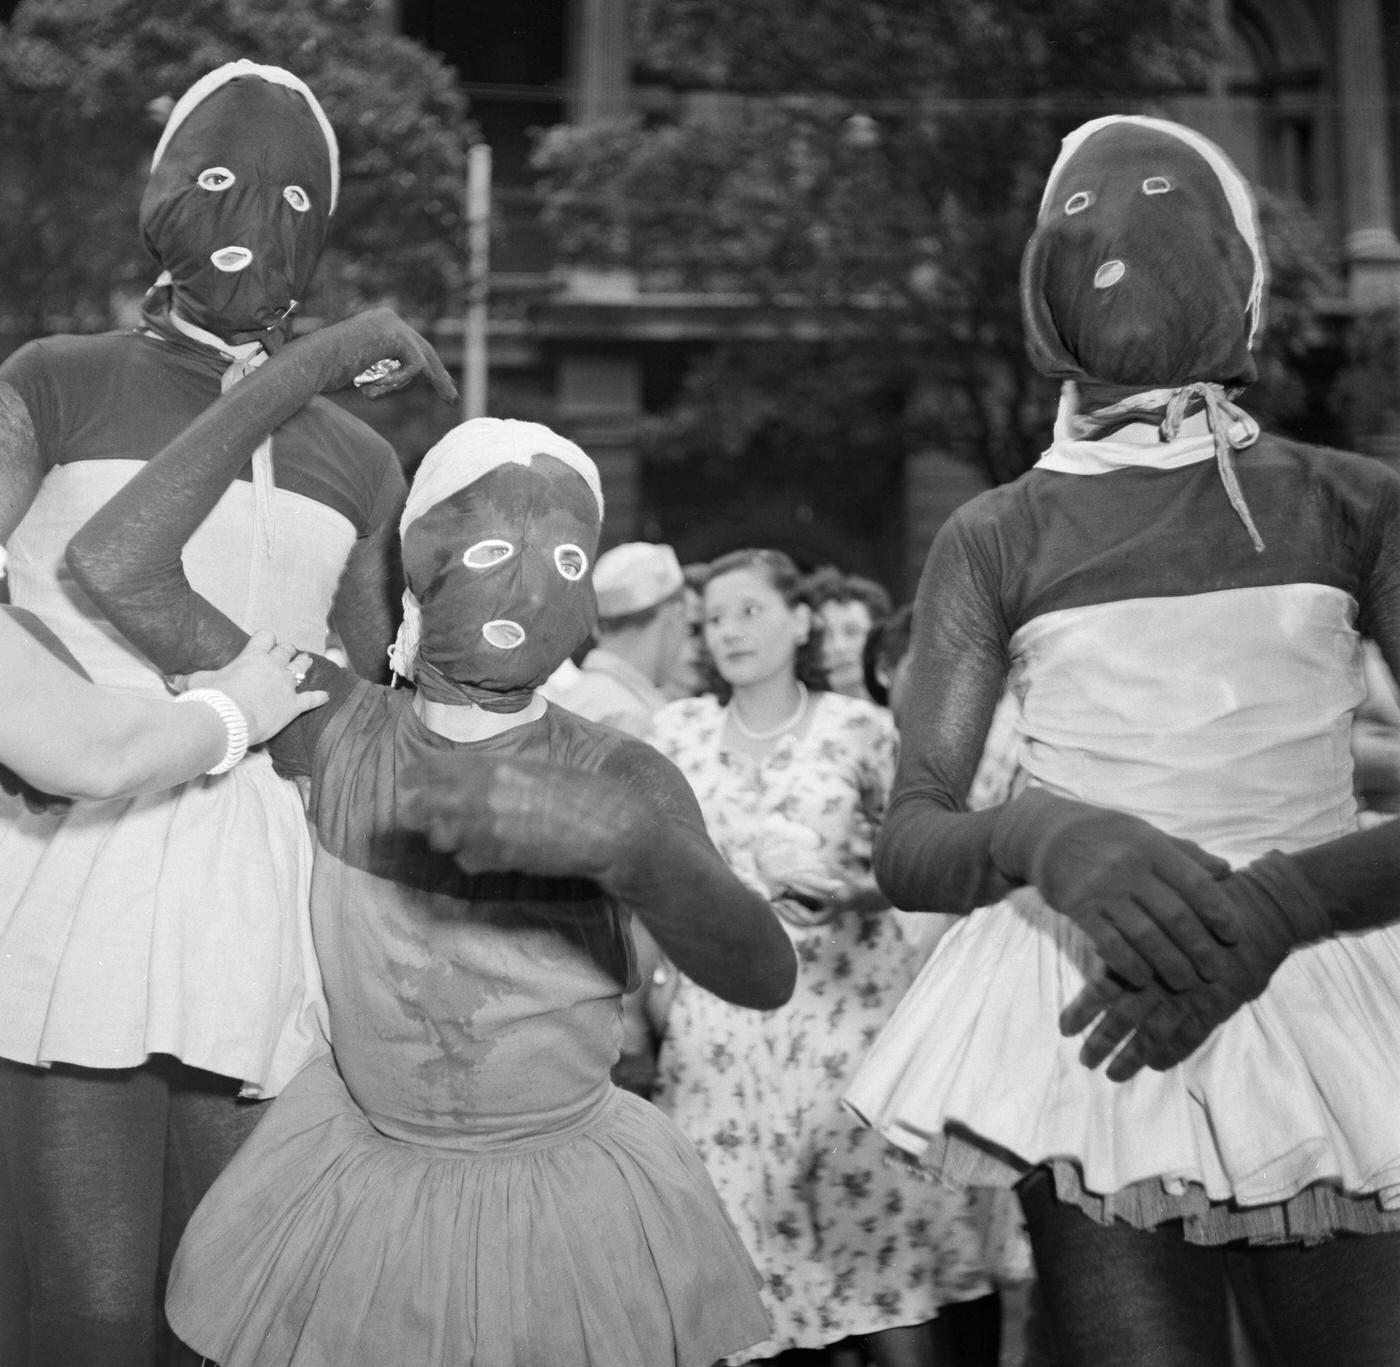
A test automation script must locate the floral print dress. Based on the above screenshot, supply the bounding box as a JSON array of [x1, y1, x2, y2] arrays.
[[650, 690, 993, 1361]]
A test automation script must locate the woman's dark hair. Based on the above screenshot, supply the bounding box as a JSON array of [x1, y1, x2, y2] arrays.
[[698, 548, 830, 701], [804, 565, 893, 621], [862, 603, 913, 707]]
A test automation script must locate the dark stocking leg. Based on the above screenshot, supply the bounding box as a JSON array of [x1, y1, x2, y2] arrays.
[[1018, 1168, 1233, 1367], [1228, 1228, 1400, 1367], [0, 1060, 168, 1367], [156, 1061, 262, 1367]]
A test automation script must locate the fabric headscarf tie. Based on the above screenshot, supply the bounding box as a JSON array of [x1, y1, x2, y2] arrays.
[[220, 352, 278, 558], [1162, 382, 1263, 552]]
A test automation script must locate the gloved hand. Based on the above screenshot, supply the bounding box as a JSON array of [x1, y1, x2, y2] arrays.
[[400, 751, 650, 885], [280, 306, 459, 403], [1061, 850, 1331, 1081], [990, 788, 1237, 989]]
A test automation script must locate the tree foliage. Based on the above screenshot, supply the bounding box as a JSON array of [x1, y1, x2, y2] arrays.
[[0, 0, 475, 340], [533, 0, 1328, 493]]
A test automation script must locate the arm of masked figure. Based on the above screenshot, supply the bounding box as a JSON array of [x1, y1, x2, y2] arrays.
[[64, 309, 457, 762], [0, 613, 327, 800], [876, 510, 1236, 993], [331, 459, 407, 683], [401, 743, 799, 1012]]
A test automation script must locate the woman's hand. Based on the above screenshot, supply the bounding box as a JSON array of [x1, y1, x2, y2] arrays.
[[772, 869, 887, 927], [187, 631, 329, 745]]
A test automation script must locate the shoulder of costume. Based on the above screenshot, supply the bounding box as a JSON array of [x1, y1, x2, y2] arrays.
[[295, 391, 398, 453], [0, 329, 149, 375], [1245, 429, 1400, 488]]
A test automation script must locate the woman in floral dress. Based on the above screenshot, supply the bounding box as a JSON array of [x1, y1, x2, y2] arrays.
[[650, 548, 993, 1366]]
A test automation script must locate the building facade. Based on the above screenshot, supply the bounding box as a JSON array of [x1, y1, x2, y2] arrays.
[[391, 0, 1400, 593]]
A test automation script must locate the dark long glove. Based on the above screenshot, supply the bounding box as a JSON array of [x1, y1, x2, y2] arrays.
[[66, 308, 456, 680], [1061, 850, 1332, 1081], [400, 750, 798, 1011], [990, 787, 1238, 989]]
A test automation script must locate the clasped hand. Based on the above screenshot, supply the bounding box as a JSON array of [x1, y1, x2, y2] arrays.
[[1060, 850, 1332, 1081], [991, 788, 1239, 990], [401, 751, 650, 883]]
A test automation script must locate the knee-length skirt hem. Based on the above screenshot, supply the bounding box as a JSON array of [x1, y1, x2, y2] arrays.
[[167, 1054, 770, 1367], [845, 888, 1400, 1247], [0, 752, 324, 1096]]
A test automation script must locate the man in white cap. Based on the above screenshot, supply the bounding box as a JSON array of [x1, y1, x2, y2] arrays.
[[562, 541, 688, 739]]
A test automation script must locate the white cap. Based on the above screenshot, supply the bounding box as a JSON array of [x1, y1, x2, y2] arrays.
[[594, 542, 684, 619]]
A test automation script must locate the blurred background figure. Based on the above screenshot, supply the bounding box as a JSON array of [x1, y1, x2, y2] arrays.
[[561, 540, 688, 740], [650, 549, 995, 1367], [550, 540, 689, 1098], [863, 603, 914, 723], [806, 565, 892, 703], [662, 560, 711, 701]]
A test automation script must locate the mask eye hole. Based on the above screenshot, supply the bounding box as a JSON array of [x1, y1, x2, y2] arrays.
[[197, 166, 236, 192], [463, 539, 514, 570], [284, 185, 311, 213], [1064, 190, 1095, 215], [1143, 176, 1173, 196], [554, 545, 588, 581]]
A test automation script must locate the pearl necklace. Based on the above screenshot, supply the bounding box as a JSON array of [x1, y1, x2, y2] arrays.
[[728, 683, 809, 741]]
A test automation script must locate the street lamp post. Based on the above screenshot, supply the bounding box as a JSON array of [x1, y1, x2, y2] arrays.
[[463, 140, 491, 419]]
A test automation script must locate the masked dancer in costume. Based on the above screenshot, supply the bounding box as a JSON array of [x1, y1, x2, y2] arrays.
[[66, 307, 797, 1367], [845, 116, 1400, 1367], [0, 61, 406, 1364]]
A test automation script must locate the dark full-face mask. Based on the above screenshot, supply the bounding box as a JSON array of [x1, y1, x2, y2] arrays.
[[139, 62, 338, 345], [1020, 116, 1264, 399], [400, 454, 602, 711]]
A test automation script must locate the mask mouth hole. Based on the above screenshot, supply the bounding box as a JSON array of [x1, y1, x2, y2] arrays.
[[1093, 259, 1126, 289], [482, 620, 526, 650], [210, 246, 253, 273]]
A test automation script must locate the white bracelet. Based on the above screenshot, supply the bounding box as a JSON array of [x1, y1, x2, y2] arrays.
[[174, 688, 250, 775]]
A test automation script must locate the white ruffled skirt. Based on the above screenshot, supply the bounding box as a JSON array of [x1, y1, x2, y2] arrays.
[[845, 887, 1400, 1245]]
